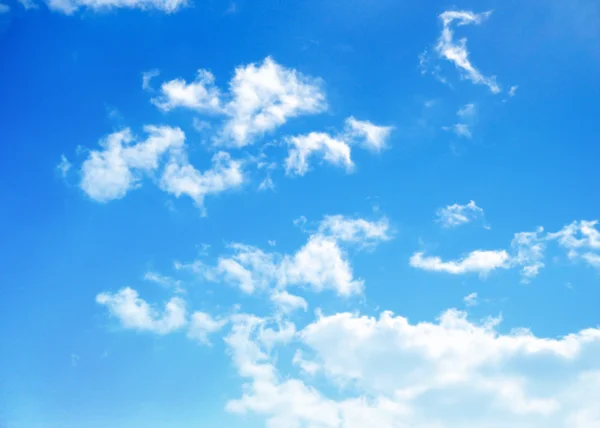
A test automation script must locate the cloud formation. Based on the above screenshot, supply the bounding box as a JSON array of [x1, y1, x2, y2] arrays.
[[436, 200, 484, 228]]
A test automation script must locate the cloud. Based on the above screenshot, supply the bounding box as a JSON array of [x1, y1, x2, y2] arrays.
[[344, 117, 393, 152], [436, 200, 484, 228], [509, 85, 519, 97], [144, 271, 184, 293], [547, 220, 600, 269], [257, 175, 275, 192], [187, 312, 227, 345], [270, 290, 308, 314], [159, 151, 245, 209], [510, 227, 546, 282], [152, 70, 222, 113], [45, 0, 186, 14], [56, 154, 71, 178], [0, 3, 10, 13], [17, 0, 37, 9], [435, 10, 501, 93], [181, 215, 388, 296], [317, 215, 391, 244], [141, 69, 160, 91], [80, 126, 185, 202], [285, 132, 353, 176], [410, 250, 510, 276], [457, 103, 477, 118], [224, 308, 600, 428], [96, 287, 186, 334], [444, 123, 472, 138], [464, 292, 479, 307], [153, 57, 326, 147]]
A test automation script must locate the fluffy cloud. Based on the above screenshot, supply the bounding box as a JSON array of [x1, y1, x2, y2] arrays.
[[435, 10, 500, 93], [510, 227, 546, 282], [344, 117, 393, 152], [187, 312, 227, 345], [153, 57, 326, 147], [285, 132, 353, 176], [224, 308, 600, 428], [180, 215, 389, 296], [547, 220, 600, 269], [436, 200, 484, 228], [46, 0, 186, 14], [410, 250, 510, 276], [80, 126, 185, 202], [96, 287, 186, 334]]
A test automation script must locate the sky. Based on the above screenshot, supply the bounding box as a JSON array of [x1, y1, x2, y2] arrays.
[[0, 0, 599, 427]]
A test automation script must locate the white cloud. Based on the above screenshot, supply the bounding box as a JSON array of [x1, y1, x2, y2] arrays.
[[285, 132, 353, 176], [509, 85, 519, 97], [444, 123, 472, 138], [547, 220, 600, 269], [219, 57, 326, 147], [317, 215, 391, 244], [187, 312, 227, 345], [435, 10, 500, 93], [96, 287, 186, 334], [270, 290, 308, 314], [56, 154, 71, 178], [159, 151, 245, 209], [457, 103, 477, 118], [144, 271, 184, 293], [224, 308, 600, 428], [344, 117, 393, 152], [257, 175, 275, 192], [152, 70, 222, 113], [0, 3, 10, 13], [410, 250, 510, 276], [141, 69, 160, 91], [17, 0, 37, 9], [464, 292, 479, 307], [46, 0, 186, 14], [510, 227, 546, 282], [436, 200, 484, 228], [80, 126, 184, 202]]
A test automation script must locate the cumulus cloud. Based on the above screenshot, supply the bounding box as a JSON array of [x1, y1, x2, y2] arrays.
[[410, 250, 510, 276], [46, 0, 186, 14], [153, 57, 326, 147], [436, 200, 484, 228], [435, 10, 500, 93], [285, 132, 353, 176], [344, 117, 393, 152], [224, 308, 600, 428], [187, 312, 227, 345], [80, 126, 185, 202], [96, 287, 186, 334]]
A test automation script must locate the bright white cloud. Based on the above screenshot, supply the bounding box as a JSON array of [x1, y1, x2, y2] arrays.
[[435, 10, 500, 93], [511, 227, 546, 282], [436, 200, 484, 228], [80, 126, 184, 202], [410, 250, 510, 276], [152, 70, 222, 113], [56, 154, 71, 178], [270, 290, 308, 314], [159, 151, 245, 209], [317, 215, 391, 244], [219, 57, 326, 147], [96, 287, 186, 334], [224, 308, 600, 428], [46, 0, 186, 14], [547, 220, 600, 269], [187, 312, 227, 345], [285, 132, 353, 176], [344, 117, 393, 152]]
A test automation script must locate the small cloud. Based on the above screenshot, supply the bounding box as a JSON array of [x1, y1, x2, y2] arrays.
[[443, 123, 472, 139], [509, 85, 518, 97], [57, 155, 71, 178], [142, 69, 160, 91], [0, 3, 10, 13], [457, 103, 476, 119], [268, 240, 276, 247], [258, 176, 275, 192], [192, 118, 211, 133], [293, 215, 307, 227], [464, 292, 479, 307], [436, 200, 484, 228]]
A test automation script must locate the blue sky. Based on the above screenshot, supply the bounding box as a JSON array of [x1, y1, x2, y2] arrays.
[[1, 0, 600, 427]]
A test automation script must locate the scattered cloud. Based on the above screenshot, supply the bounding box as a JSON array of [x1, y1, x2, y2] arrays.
[[436, 200, 484, 228], [17, 0, 38, 10], [510, 227, 546, 282], [270, 290, 308, 314], [410, 250, 510, 276], [548, 220, 600, 269], [187, 312, 227, 345], [317, 215, 391, 244], [444, 123, 472, 138], [56, 154, 71, 178], [141, 69, 160, 91], [463, 292, 479, 307], [45, 0, 187, 14], [457, 103, 476, 119], [344, 117, 393, 152], [152, 70, 222, 113], [435, 10, 501, 93], [509, 85, 518, 97], [144, 271, 184, 293], [0, 3, 10, 13], [257, 175, 275, 192], [285, 132, 353, 176], [96, 287, 187, 334]]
